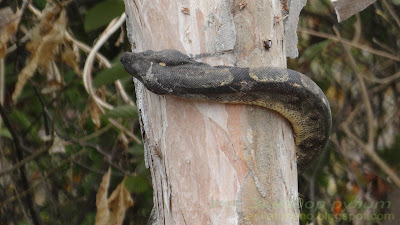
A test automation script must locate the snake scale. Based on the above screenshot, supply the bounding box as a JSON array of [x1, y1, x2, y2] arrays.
[[120, 49, 332, 172]]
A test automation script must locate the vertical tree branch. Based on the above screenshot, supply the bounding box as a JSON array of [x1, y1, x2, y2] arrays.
[[0, 104, 44, 225]]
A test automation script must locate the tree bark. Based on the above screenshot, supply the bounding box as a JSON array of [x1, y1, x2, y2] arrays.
[[123, 0, 299, 224]]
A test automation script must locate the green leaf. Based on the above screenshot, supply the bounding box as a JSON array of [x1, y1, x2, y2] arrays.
[[127, 144, 144, 156], [104, 105, 137, 119], [81, 212, 96, 225], [34, 0, 47, 9], [84, 0, 125, 32], [10, 109, 31, 131], [1, 128, 11, 139], [299, 40, 331, 64], [124, 176, 149, 194], [93, 63, 131, 88]]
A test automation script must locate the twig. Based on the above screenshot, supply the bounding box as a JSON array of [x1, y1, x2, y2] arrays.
[[0, 147, 48, 177], [333, 26, 374, 146], [32, 86, 51, 135], [3, 150, 85, 206], [0, 104, 44, 225], [76, 123, 113, 142], [109, 118, 142, 143], [341, 120, 400, 188], [372, 38, 397, 55], [363, 71, 400, 84], [334, 27, 400, 189], [0, 105, 26, 152], [381, 0, 400, 29], [352, 14, 361, 43], [297, 27, 400, 62], [55, 128, 133, 175], [0, 59, 4, 130], [82, 13, 127, 109], [81, 12, 141, 143]]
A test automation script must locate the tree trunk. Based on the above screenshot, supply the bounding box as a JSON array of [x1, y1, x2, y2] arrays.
[[123, 0, 299, 224]]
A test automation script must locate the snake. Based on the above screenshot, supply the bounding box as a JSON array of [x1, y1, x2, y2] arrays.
[[120, 49, 332, 172]]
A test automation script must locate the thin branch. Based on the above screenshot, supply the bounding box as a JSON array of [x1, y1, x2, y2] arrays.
[[372, 38, 397, 55], [76, 123, 113, 142], [381, 0, 400, 29], [363, 71, 400, 84], [0, 104, 44, 225], [0, 105, 25, 152], [82, 13, 126, 110], [334, 27, 400, 189], [341, 120, 400, 189], [55, 128, 133, 175], [108, 118, 142, 143], [0, 59, 4, 130], [352, 14, 361, 43], [363, 145, 400, 188], [297, 27, 400, 62], [3, 150, 85, 206], [0, 147, 48, 177], [32, 86, 51, 135], [80, 13, 141, 143], [333, 26, 374, 146]]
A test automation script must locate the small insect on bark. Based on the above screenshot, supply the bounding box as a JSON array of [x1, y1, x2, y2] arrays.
[[181, 7, 190, 15], [239, 1, 247, 10], [263, 39, 272, 51]]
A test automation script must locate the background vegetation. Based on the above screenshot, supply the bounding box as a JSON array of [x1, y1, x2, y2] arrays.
[[0, 0, 399, 224]]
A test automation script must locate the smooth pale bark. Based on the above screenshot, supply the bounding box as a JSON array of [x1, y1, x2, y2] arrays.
[[124, 0, 299, 224]]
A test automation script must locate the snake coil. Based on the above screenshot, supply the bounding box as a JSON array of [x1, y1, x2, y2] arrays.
[[121, 49, 332, 172]]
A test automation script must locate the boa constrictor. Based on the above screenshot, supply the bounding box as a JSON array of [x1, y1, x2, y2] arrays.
[[121, 49, 331, 172]]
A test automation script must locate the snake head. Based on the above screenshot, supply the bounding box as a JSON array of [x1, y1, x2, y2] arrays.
[[121, 49, 199, 82], [121, 52, 150, 83]]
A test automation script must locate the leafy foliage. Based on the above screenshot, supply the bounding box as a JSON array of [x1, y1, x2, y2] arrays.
[[0, 0, 151, 224], [84, 0, 126, 32]]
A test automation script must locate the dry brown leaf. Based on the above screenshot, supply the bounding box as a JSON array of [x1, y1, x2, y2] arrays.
[[89, 98, 102, 128], [107, 178, 134, 225], [95, 169, 134, 225], [95, 168, 111, 225], [0, 8, 21, 58], [89, 87, 106, 128], [12, 3, 68, 102], [41, 79, 64, 94], [62, 41, 81, 75]]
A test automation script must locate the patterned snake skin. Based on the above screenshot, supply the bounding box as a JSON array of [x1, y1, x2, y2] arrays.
[[121, 49, 332, 172]]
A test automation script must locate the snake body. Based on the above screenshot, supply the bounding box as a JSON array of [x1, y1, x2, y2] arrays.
[[120, 49, 331, 172]]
